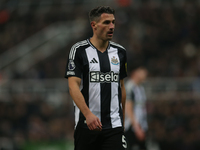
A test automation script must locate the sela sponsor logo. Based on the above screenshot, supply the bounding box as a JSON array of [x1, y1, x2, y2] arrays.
[[67, 71, 75, 75], [68, 59, 76, 70], [90, 71, 119, 83]]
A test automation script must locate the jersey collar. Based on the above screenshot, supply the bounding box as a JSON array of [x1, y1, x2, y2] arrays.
[[87, 39, 110, 53]]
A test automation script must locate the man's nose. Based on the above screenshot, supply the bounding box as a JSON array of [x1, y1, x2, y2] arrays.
[[109, 23, 115, 29]]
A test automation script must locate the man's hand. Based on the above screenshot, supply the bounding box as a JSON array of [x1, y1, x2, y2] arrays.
[[86, 113, 102, 131], [133, 123, 145, 141]]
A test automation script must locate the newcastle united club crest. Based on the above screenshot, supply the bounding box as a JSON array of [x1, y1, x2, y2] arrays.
[[111, 56, 119, 65]]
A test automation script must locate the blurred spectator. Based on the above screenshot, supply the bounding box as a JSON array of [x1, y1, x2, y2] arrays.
[[125, 67, 148, 150]]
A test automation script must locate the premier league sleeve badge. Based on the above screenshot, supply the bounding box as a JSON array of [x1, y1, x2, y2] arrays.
[[68, 59, 76, 70]]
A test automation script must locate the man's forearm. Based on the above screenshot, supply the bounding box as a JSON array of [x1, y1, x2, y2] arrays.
[[70, 88, 91, 116], [68, 77, 102, 130], [126, 101, 137, 126], [68, 77, 92, 118]]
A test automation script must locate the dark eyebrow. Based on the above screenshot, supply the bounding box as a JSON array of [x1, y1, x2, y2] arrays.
[[103, 19, 115, 24]]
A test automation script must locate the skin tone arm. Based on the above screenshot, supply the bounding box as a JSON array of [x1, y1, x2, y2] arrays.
[[120, 79, 126, 127], [125, 100, 145, 141], [68, 76, 102, 131]]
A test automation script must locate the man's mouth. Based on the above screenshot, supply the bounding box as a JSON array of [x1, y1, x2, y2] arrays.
[[107, 31, 113, 36]]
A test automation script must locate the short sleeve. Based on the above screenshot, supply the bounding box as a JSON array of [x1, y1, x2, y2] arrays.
[[65, 47, 83, 79]]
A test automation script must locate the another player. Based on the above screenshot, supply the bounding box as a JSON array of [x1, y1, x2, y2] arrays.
[[124, 67, 148, 150], [65, 6, 127, 150]]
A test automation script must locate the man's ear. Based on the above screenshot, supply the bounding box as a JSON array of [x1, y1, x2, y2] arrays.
[[91, 21, 97, 30]]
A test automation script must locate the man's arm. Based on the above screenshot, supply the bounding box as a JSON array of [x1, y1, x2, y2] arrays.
[[120, 79, 126, 127], [126, 100, 145, 141], [68, 76, 102, 130]]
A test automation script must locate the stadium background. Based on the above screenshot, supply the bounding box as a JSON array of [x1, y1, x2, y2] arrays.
[[0, 0, 200, 150]]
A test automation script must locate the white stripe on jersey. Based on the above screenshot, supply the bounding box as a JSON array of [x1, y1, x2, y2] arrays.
[[108, 47, 122, 128], [74, 102, 80, 128], [69, 40, 88, 60], [110, 41, 125, 50], [74, 82, 83, 128], [124, 81, 148, 131], [85, 47, 101, 121]]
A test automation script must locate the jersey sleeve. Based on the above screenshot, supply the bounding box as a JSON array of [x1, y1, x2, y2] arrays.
[[120, 49, 127, 79], [65, 46, 83, 79], [125, 81, 135, 102]]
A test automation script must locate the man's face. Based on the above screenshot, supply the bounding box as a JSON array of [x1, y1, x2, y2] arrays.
[[138, 69, 148, 83], [94, 13, 115, 41]]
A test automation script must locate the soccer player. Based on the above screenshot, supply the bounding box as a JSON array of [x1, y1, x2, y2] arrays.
[[124, 67, 148, 150], [65, 6, 127, 150]]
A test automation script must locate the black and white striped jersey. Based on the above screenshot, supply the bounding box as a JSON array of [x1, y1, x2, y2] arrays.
[[124, 80, 148, 131], [65, 39, 127, 130]]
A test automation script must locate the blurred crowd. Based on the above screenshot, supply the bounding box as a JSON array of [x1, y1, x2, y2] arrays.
[[1, 93, 200, 150], [0, 0, 200, 79], [148, 99, 200, 150], [0, 93, 74, 149], [116, 1, 200, 77]]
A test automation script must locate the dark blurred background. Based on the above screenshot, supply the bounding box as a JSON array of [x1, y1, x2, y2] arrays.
[[0, 0, 200, 150]]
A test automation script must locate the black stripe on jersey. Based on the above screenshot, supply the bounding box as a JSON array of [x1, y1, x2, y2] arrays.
[[79, 46, 90, 128], [117, 49, 125, 127], [97, 50, 112, 128], [118, 82, 123, 127], [81, 49, 90, 106]]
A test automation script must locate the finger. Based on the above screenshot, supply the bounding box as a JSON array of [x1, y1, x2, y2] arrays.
[[87, 121, 95, 130], [92, 121, 101, 131], [97, 118, 102, 127], [88, 124, 95, 130], [95, 118, 102, 128], [91, 123, 97, 130], [94, 120, 102, 130], [88, 125, 92, 130]]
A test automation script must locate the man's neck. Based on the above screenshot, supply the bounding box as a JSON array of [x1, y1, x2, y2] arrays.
[[90, 36, 109, 53]]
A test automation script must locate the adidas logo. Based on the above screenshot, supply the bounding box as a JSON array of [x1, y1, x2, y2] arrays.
[[90, 58, 98, 63]]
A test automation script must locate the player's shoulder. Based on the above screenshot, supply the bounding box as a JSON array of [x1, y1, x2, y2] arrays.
[[69, 40, 89, 59], [71, 40, 89, 49], [109, 41, 126, 51]]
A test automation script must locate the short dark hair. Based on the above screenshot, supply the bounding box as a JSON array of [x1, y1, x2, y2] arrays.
[[89, 6, 115, 22]]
